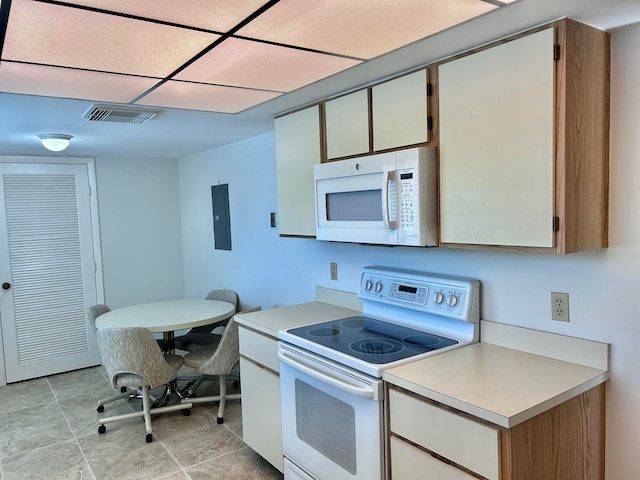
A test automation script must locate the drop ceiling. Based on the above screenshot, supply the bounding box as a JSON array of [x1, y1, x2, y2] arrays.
[[1, 0, 639, 159], [0, 0, 508, 114]]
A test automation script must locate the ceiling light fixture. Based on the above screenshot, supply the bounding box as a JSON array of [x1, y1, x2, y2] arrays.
[[37, 133, 73, 152]]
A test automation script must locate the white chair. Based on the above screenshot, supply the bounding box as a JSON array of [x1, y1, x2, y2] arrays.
[[181, 306, 261, 424], [97, 327, 192, 442]]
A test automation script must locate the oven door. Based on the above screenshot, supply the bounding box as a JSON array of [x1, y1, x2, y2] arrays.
[[278, 343, 384, 480]]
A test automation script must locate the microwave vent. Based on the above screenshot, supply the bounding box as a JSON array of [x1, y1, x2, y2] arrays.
[[82, 104, 159, 124]]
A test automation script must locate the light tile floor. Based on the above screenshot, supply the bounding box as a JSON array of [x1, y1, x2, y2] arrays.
[[0, 364, 283, 480]]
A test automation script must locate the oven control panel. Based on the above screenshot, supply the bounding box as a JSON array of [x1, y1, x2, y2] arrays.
[[358, 266, 480, 322], [388, 282, 428, 304]]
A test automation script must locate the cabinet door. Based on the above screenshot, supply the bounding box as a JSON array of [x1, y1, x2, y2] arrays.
[[372, 69, 429, 151], [439, 28, 555, 248], [325, 90, 370, 159], [275, 105, 321, 237], [240, 357, 283, 472]]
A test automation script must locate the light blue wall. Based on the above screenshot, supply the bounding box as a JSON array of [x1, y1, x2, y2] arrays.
[[94, 156, 184, 308], [177, 23, 640, 479]]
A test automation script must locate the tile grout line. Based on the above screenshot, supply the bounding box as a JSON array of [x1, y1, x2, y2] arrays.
[[153, 400, 243, 479], [46, 375, 99, 480]]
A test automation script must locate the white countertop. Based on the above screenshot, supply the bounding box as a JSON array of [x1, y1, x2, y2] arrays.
[[235, 300, 610, 430], [383, 342, 609, 428], [234, 301, 360, 338]]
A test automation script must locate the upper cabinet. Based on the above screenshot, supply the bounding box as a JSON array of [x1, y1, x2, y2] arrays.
[[372, 69, 430, 151], [273, 19, 609, 251], [274, 105, 321, 237], [325, 89, 370, 159], [438, 19, 610, 254], [325, 68, 432, 161]]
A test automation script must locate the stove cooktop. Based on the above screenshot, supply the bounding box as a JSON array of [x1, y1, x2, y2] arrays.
[[280, 266, 480, 378], [286, 315, 459, 365]]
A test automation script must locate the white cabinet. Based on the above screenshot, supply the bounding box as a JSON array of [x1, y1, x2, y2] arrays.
[[439, 28, 555, 248], [238, 327, 283, 472], [389, 388, 500, 480], [325, 89, 369, 159], [274, 105, 321, 237], [372, 69, 429, 151], [438, 20, 609, 253], [390, 437, 476, 480], [323, 68, 431, 160]]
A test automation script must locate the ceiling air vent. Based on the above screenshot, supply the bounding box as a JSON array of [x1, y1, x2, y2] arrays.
[[82, 104, 159, 124]]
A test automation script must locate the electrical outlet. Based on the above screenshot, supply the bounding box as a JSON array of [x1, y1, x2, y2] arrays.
[[551, 292, 570, 322], [330, 262, 338, 281]]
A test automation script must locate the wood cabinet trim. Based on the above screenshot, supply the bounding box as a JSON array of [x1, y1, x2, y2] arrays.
[[500, 383, 606, 479], [554, 18, 610, 253]]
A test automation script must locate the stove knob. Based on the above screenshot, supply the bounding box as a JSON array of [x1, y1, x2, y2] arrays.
[[447, 294, 459, 307], [434, 292, 444, 304], [365, 279, 373, 291], [374, 281, 383, 293]]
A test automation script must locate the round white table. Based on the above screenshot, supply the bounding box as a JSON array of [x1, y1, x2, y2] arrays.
[[95, 299, 236, 334], [95, 299, 236, 405]]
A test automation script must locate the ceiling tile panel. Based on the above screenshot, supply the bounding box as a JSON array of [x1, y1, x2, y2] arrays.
[[175, 38, 362, 92], [3, 0, 219, 77], [0, 62, 160, 104], [64, 0, 271, 32], [238, 0, 497, 59], [136, 81, 282, 114]]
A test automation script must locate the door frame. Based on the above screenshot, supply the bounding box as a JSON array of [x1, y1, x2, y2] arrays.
[[0, 155, 104, 386]]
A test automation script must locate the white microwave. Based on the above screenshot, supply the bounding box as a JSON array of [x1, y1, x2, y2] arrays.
[[314, 147, 437, 246]]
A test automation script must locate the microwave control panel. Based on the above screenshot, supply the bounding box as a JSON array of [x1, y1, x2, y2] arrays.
[[395, 147, 436, 246], [397, 166, 421, 233]]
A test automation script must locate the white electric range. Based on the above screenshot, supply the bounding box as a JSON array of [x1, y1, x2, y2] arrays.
[[278, 266, 480, 480]]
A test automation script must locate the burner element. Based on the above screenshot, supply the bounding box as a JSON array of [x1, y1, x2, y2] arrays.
[[308, 327, 341, 337], [403, 334, 445, 347], [351, 339, 404, 355]]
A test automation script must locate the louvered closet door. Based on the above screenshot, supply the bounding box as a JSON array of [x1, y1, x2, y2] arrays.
[[0, 162, 101, 382]]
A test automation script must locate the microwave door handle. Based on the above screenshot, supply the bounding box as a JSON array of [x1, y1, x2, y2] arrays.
[[382, 170, 397, 229]]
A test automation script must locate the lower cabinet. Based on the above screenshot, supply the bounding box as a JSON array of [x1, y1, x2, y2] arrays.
[[390, 437, 476, 480], [388, 384, 606, 480], [389, 388, 499, 480], [238, 327, 283, 472]]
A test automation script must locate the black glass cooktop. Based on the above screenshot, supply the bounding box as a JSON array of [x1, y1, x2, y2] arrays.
[[287, 316, 459, 364]]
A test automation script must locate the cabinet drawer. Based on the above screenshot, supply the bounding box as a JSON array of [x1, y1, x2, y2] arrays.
[[238, 327, 279, 372], [389, 389, 500, 480], [390, 436, 476, 480]]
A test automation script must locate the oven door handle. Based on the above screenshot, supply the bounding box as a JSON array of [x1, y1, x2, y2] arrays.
[[279, 349, 375, 398]]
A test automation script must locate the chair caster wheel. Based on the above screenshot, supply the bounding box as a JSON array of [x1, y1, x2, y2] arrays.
[[97, 405, 105, 413], [217, 417, 224, 424], [146, 433, 153, 443], [98, 425, 106, 434], [120, 386, 127, 393], [182, 409, 191, 416]]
